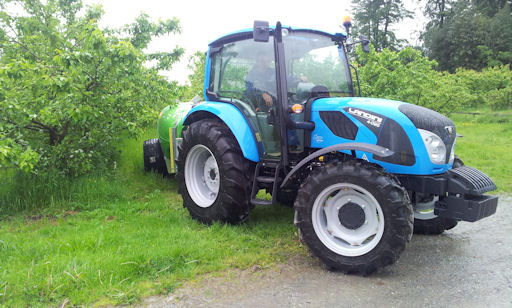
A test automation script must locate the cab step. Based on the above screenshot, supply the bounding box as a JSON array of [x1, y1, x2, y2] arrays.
[[250, 160, 282, 206]]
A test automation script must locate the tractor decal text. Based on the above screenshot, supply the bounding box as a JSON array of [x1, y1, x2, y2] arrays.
[[348, 108, 383, 128]]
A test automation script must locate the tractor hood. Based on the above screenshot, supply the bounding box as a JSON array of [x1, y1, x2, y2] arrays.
[[309, 97, 456, 175]]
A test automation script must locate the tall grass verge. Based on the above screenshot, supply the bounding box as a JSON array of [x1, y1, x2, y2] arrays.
[[0, 170, 126, 216]]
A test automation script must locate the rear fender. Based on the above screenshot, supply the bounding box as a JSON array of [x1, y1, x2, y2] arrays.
[[183, 102, 260, 162]]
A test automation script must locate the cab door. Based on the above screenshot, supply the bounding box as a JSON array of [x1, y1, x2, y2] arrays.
[[206, 36, 282, 159]]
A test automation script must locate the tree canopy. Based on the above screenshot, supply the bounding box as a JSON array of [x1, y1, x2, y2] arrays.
[[352, 0, 413, 51], [0, 0, 183, 175], [422, 0, 512, 71]]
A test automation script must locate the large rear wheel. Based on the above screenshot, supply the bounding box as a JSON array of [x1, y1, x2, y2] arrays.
[[295, 161, 413, 275], [177, 119, 254, 224]]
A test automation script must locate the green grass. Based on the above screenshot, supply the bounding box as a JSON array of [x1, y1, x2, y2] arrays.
[[450, 108, 512, 192], [0, 109, 510, 306], [0, 132, 302, 307]]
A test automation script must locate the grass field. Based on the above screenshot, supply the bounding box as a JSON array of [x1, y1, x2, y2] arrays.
[[449, 109, 512, 192], [0, 109, 511, 306]]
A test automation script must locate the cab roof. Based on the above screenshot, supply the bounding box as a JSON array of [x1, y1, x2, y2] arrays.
[[208, 26, 346, 47]]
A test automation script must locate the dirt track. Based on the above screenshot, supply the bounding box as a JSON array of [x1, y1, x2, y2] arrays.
[[142, 194, 512, 307]]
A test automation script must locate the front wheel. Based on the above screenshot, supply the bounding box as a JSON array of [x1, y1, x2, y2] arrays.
[[294, 161, 413, 275]]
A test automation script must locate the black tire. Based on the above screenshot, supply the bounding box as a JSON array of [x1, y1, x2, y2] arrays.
[[177, 119, 255, 224], [413, 217, 458, 235], [412, 157, 463, 235], [143, 138, 167, 174], [294, 160, 413, 275]]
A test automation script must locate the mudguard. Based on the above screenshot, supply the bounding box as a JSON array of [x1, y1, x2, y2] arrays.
[[183, 102, 260, 162], [281, 143, 394, 188]]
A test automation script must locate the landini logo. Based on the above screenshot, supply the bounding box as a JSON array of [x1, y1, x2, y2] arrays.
[[348, 108, 383, 128]]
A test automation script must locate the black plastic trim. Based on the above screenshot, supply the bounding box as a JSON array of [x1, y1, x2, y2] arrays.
[[398, 166, 497, 196], [435, 194, 498, 222], [280, 143, 394, 188], [319, 111, 358, 140]]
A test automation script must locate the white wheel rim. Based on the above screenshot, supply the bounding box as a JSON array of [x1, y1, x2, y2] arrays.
[[185, 144, 220, 208], [312, 183, 385, 257]]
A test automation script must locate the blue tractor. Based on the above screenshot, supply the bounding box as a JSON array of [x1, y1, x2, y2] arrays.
[[144, 20, 498, 274]]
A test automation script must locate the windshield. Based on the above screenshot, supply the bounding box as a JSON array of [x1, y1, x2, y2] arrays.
[[283, 31, 352, 99]]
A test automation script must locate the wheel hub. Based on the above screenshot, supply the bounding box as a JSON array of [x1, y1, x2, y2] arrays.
[[203, 155, 219, 193], [338, 202, 365, 230], [185, 144, 220, 208], [311, 183, 385, 257]]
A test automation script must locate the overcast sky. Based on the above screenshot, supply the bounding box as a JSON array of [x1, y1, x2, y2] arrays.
[[83, 0, 425, 84]]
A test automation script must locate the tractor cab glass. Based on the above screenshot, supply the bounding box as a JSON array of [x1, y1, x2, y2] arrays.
[[283, 32, 353, 101], [208, 37, 282, 158]]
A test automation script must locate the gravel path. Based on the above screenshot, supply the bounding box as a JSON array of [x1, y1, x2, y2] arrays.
[[141, 194, 512, 307]]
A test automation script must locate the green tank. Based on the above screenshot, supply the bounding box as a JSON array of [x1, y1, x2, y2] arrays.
[[156, 101, 195, 173]]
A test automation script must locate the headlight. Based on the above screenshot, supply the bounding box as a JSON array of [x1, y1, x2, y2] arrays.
[[418, 129, 446, 165], [448, 138, 456, 164]]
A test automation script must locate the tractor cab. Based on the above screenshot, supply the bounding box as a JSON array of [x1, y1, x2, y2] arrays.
[[206, 23, 352, 160]]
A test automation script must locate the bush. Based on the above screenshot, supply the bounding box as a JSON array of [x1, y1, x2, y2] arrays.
[[454, 65, 512, 110], [354, 46, 512, 113]]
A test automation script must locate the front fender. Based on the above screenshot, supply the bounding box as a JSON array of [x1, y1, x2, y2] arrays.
[[183, 102, 259, 162], [281, 143, 394, 188]]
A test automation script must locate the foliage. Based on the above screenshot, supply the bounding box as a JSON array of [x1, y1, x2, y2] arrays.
[[453, 65, 512, 110], [351, 0, 413, 51], [354, 44, 512, 112], [354, 46, 472, 113], [180, 51, 206, 101], [422, 0, 512, 71], [0, 0, 183, 176]]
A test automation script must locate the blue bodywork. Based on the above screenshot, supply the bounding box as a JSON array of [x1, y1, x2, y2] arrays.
[[310, 97, 452, 175], [183, 102, 260, 163]]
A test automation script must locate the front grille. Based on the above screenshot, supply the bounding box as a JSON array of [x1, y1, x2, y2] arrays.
[[448, 166, 497, 195]]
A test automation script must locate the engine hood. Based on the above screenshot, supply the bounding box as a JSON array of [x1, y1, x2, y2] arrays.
[[309, 97, 456, 175]]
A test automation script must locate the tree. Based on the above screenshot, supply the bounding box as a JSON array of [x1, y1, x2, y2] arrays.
[[422, 0, 512, 71], [472, 0, 512, 16], [424, 0, 453, 29], [0, 0, 183, 176], [181, 51, 206, 101], [484, 3, 512, 66], [352, 0, 413, 51], [423, 1, 488, 72]]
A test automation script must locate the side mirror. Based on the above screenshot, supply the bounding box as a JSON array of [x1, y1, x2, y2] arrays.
[[360, 35, 370, 53], [253, 20, 269, 42]]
